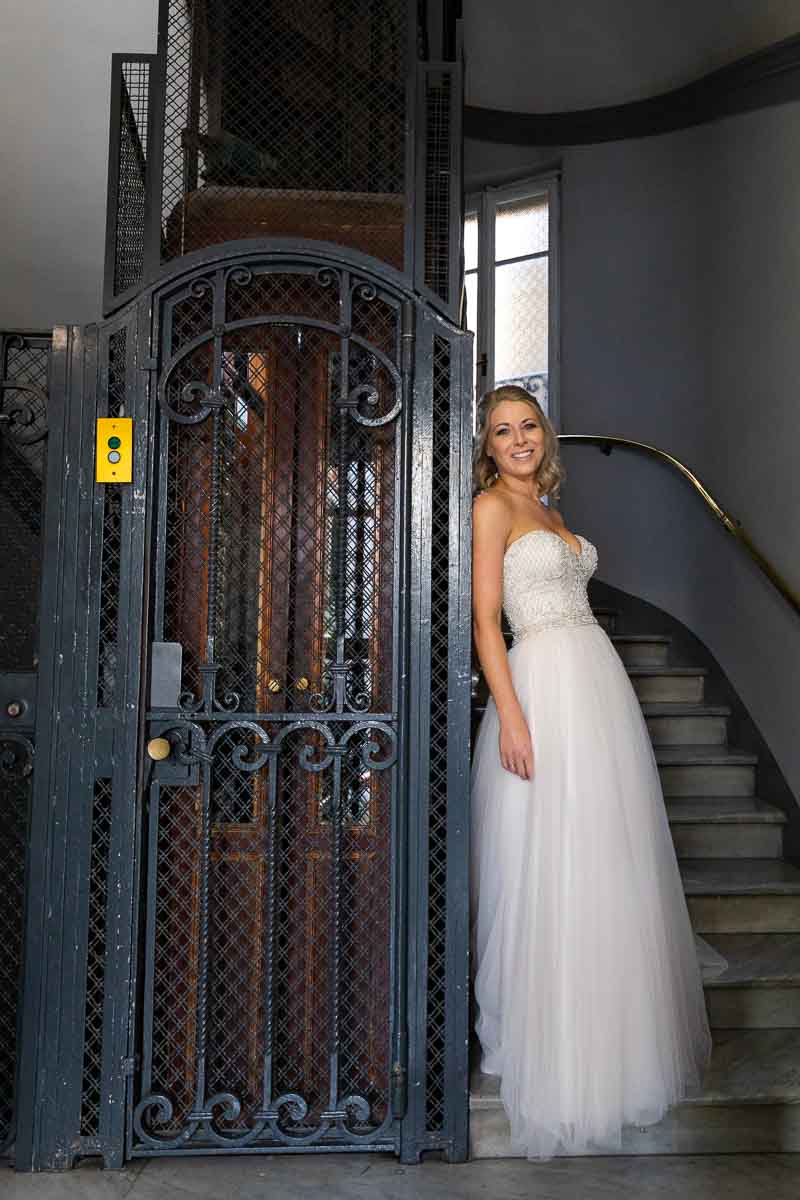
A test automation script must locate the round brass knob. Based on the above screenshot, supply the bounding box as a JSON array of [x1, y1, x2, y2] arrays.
[[6, 701, 23, 718], [267, 678, 282, 694], [295, 676, 309, 691], [147, 737, 172, 761]]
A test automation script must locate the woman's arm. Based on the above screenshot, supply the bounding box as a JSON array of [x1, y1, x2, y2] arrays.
[[472, 492, 534, 780]]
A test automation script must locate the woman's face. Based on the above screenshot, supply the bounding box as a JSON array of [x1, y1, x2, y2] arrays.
[[486, 400, 545, 485]]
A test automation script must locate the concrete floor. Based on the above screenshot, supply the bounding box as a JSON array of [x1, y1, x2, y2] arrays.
[[3, 1153, 800, 1200]]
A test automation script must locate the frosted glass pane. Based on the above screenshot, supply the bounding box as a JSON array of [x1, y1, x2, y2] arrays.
[[494, 257, 548, 384], [465, 271, 477, 334], [495, 195, 548, 263], [464, 213, 478, 272], [465, 271, 478, 410]]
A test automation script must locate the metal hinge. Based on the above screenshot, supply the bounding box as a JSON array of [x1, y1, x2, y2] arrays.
[[390, 1060, 407, 1120]]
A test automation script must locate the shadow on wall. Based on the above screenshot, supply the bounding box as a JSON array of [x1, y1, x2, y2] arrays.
[[561, 443, 800, 805]]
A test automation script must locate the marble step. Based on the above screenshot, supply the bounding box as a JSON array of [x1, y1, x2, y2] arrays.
[[628, 666, 707, 704], [591, 605, 618, 634], [668, 798, 786, 859], [656, 745, 757, 797], [681, 858, 800, 933], [612, 634, 671, 666], [469, 1028, 800, 1156], [642, 703, 730, 746], [700, 932, 800, 1028]]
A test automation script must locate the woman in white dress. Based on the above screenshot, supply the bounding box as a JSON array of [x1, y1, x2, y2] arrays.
[[470, 384, 726, 1160]]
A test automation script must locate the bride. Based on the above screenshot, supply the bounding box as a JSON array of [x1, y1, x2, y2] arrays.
[[469, 384, 726, 1159]]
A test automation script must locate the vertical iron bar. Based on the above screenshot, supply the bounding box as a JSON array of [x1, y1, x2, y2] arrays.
[[258, 750, 279, 1112], [324, 749, 344, 1115], [188, 750, 212, 1119]]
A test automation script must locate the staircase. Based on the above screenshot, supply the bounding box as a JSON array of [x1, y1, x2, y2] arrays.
[[469, 602, 800, 1156]]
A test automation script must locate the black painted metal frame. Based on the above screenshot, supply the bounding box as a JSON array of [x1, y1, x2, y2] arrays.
[[13, 241, 472, 1170], [14, 0, 472, 1171], [0, 329, 53, 1161], [104, 9, 464, 329]]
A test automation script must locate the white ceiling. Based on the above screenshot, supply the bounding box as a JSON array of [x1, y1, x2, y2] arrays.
[[463, 0, 800, 113]]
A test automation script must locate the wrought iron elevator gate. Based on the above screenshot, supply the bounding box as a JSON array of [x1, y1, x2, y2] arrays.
[[134, 255, 418, 1154], [7, 0, 473, 1171]]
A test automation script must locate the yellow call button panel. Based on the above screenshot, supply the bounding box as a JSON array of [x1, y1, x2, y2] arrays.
[[96, 417, 133, 483]]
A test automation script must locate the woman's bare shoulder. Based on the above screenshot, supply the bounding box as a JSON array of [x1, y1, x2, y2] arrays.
[[473, 487, 512, 527]]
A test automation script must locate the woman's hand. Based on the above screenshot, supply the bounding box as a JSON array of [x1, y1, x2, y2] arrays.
[[498, 708, 534, 780]]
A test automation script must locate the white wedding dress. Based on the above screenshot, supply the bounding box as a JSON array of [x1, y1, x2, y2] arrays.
[[470, 528, 727, 1160]]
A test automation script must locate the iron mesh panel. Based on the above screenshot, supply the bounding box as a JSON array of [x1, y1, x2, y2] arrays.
[[80, 779, 113, 1136], [135, 265, 401, 1149], [161, 0, 407, 268], [0, 331, 47, 1156], [0, 333, 49, 672], [97, 329, 127, 707], [161, 315, 398, 714], [424, 335, 452, 1130], [114, 60, 150, 297], [0, 735, 33, 1155], [423, 73, 452, 304]]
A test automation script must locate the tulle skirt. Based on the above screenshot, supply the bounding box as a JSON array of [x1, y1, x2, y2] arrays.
[[470, 621, 725, 1160]]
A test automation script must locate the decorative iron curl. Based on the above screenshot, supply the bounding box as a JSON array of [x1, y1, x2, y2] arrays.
[[316, 267, 339, 290], [0, 733, 34, 779], [340, 721, 397, 771], [212, 688, 241, 713], [158, 379, 226, 426], [344, 679, 372, 713], [190, 276, 215, 300], [339, 1093, 372, 1128], [225, 265, 253, 290], [133, 1093, 199, 1149], [352, 280, 377, 303], [207, 720, 273, 774], [0, 381, 48, 445], [343, 381, 402, 428]]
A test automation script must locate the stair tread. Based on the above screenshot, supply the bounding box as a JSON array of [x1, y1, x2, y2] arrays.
[[470, 1028, 800, 1109], [642, 703, 731, 716], [667, 798, 786, 824], [656, 744, 757, 765], [697, 932, 800, 987], [680, 858, 800, 895], [612, 634, 671, 644], [627, 665, 708, 676]]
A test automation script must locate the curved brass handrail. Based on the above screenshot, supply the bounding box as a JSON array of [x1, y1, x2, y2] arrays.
[[558, 434, 800, 620]]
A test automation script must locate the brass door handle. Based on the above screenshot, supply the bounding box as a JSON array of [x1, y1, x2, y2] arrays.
[[147, 736, 172, 761], [295, 676, 309, 691], [267, 678, 282, 694]]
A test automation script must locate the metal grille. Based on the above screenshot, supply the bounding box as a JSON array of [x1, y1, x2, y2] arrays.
[[0, 735, 33, 1156], [0, 333, 50, 672], [134, 263, 403, 1150], [113, 59, 150, 298], [161, 0, 407, 268], [423, 72, 452, 304], [424, 335, 451, 1130], [0, 329, 49, 1157], [80, 780, 113, 1136], [97, 329, 127, 707]]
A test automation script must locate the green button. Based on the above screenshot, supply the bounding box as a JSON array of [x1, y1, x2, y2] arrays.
[[107, 435, 122, 449]]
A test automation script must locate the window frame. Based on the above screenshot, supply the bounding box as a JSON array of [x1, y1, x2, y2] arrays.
[[465, 172, 561, 429]]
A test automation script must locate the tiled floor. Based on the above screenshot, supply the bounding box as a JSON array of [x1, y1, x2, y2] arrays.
[[3, 1152, 800, 1200]]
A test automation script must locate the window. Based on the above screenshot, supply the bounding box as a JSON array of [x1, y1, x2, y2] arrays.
[[465, 175, 559, 425]]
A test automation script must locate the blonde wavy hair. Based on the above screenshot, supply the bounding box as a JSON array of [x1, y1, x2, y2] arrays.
[[472, 385, 565, 500]]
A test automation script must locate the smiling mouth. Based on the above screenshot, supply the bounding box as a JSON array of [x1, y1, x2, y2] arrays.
[[511, 449, 534, 459]]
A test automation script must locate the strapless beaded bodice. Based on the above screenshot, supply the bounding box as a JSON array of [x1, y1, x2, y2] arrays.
[[503, 529, 599, 642]]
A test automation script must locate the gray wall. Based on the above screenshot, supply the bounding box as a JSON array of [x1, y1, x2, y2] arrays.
[[466, 101, 800, 799], [0, 0, 157, 330]]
